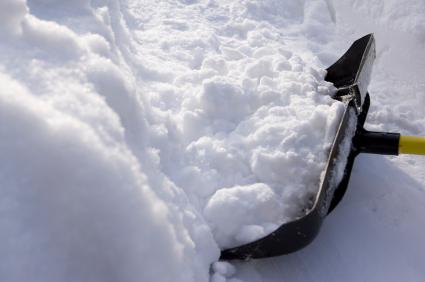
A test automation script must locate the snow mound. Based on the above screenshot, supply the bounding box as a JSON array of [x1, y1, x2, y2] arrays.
[[0, 1, 218, 281], [131, 0, 342, 248], [0, 72, 213, 282]]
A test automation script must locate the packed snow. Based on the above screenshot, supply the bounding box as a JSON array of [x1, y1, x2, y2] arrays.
[[1, 0, 425, 282]]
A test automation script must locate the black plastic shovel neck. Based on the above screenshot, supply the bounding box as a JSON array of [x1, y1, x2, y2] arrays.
[[349, 93, 400, 156], [354, 130, 400, 155], [327, 93, 400, 213]]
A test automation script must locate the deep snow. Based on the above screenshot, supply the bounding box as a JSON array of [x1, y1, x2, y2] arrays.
[[1, 0, 425, 282]]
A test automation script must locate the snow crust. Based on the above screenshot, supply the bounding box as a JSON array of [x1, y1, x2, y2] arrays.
[[2, 0, 425, 281]]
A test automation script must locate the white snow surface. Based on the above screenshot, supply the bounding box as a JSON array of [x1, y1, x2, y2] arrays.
[[1, 0, 425, 282]]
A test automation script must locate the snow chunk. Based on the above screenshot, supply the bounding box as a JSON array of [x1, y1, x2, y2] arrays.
[[201, 77, 253, 122], [212, 261, 237, 277], [204, 183, 284, 247]]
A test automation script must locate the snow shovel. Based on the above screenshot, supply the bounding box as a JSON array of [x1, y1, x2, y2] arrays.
[[220, 34, 425, 260]]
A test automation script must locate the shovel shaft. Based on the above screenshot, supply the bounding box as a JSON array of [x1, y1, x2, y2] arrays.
[[354, 131, 425, 156], [399, 136, 425, 155], [355, 130, 400, 155]]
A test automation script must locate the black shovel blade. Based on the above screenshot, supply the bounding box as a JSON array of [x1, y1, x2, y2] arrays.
[[326, 34, 376, 110], [220, 34, 376, 260]]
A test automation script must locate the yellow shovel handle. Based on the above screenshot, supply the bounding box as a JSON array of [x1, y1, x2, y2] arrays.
[[399, 136, 425, 155]]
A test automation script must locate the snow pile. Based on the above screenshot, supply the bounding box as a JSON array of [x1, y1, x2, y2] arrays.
[[201, 93, 344, 247], [0, 1, 218, 281], [128, 0, 342, 248], [0, 73, 215, 282], [1, 0, 354, 281]]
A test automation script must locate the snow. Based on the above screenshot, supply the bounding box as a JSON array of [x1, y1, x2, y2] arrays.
[[1, 0, 425, 282], [204, 183, 283, 247], [0, 1, 219, 281], [0, 72, 216, 282]]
